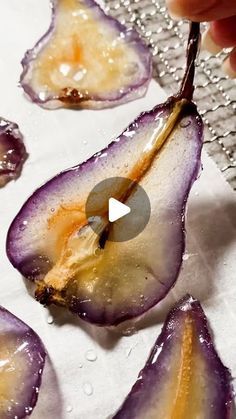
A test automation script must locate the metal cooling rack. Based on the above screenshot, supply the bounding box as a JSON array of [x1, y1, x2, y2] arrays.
[[105, 0, 236, 190]]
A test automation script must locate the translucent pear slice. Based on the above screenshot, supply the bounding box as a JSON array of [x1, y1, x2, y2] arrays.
[[0, 306, 46, 418], [7, 99, 203, 325], [113, 295, 233, 419], [0, 118, 27, 187], [20, 0, 152, 109]]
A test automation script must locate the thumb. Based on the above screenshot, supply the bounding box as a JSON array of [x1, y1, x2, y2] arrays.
[[166, 0, 236, 22]]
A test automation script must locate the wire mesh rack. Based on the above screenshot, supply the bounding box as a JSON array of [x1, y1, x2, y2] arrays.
[[105, 0, 236, 190]]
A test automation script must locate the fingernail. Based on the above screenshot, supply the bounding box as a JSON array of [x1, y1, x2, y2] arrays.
[[201, 29, 222, 54], [168, 10, 182, 21], [166, 0, 182, 20], [222, 57, 236, 79]]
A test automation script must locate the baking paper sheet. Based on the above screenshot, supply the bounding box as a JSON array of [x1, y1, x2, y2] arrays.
[[1, 1, 236, 418]]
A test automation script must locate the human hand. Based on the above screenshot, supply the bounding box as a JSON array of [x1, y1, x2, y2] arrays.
[[166, 0, 236, 78]]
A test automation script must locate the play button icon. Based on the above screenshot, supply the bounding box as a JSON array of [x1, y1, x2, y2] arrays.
[[85, 177, 151, 242], [108, 198, 131, 222]]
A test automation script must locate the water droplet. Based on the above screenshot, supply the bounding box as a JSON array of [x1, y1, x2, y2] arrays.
[[39, 91, 46, 101], [66, 405, 73, 413], [92, 267, 97, 273], [65, 249, 72, 257], [180, 119, 191, 128], [73, 68, 87, 82], [83, 140, 88, 145], [50, 208, 55, 213], [107, 298, 112, 304], [136, 264, 140, 269], [78, 363, 83, 368], [94, 248, 101, 256], [83, 382, 93, 396], [124, 62, 139, 76], [85, 349, 97, 362], [25, 407, 33, 414], [183, 254, 189, 261], [47, 315, 54, 324], [19, 220, 28, 231], [223, 261, 227, 266], [122, 326, 137, 336], [195, 191, 199, 196]]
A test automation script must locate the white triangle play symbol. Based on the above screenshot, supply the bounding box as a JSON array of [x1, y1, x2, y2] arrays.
[[108, 197, 131, 222]]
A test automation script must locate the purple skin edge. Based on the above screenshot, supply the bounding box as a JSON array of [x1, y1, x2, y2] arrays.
[[0, 305, 46, 418], [113, 295, 234, 419], [20, 0, 152, 108]]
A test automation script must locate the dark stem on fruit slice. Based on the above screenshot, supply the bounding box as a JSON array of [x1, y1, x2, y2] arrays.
[[59, 88, 91, 105], [99, 225, 110, 249], [35, 285, 55, 306], [178, 22, 200, 101]]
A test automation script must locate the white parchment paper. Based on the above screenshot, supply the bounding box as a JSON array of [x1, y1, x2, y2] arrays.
[[1, 1, 236, 418]]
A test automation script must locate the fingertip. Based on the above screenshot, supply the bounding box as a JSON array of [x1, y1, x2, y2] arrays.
[[166, 0, 183, 20], [168, 11, 183, 21], [210, 17, 236, 48], [222, 56, 236, 79], [165, 0, 222, 22], [201, 28, 222, 54]]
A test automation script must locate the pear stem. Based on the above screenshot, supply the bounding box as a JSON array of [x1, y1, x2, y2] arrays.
[[178, 22, 200, 101]]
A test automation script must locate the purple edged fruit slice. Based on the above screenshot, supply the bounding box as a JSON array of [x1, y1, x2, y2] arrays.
[[0, 118, 27, 187], [20, 0, 152, 109], [0, 305, 46, 418], [7, 24, 203, 325], [113, 295, 233, 419]]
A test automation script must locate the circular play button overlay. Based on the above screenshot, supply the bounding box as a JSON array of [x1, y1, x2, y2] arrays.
[[85, 177, 151, 243]]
